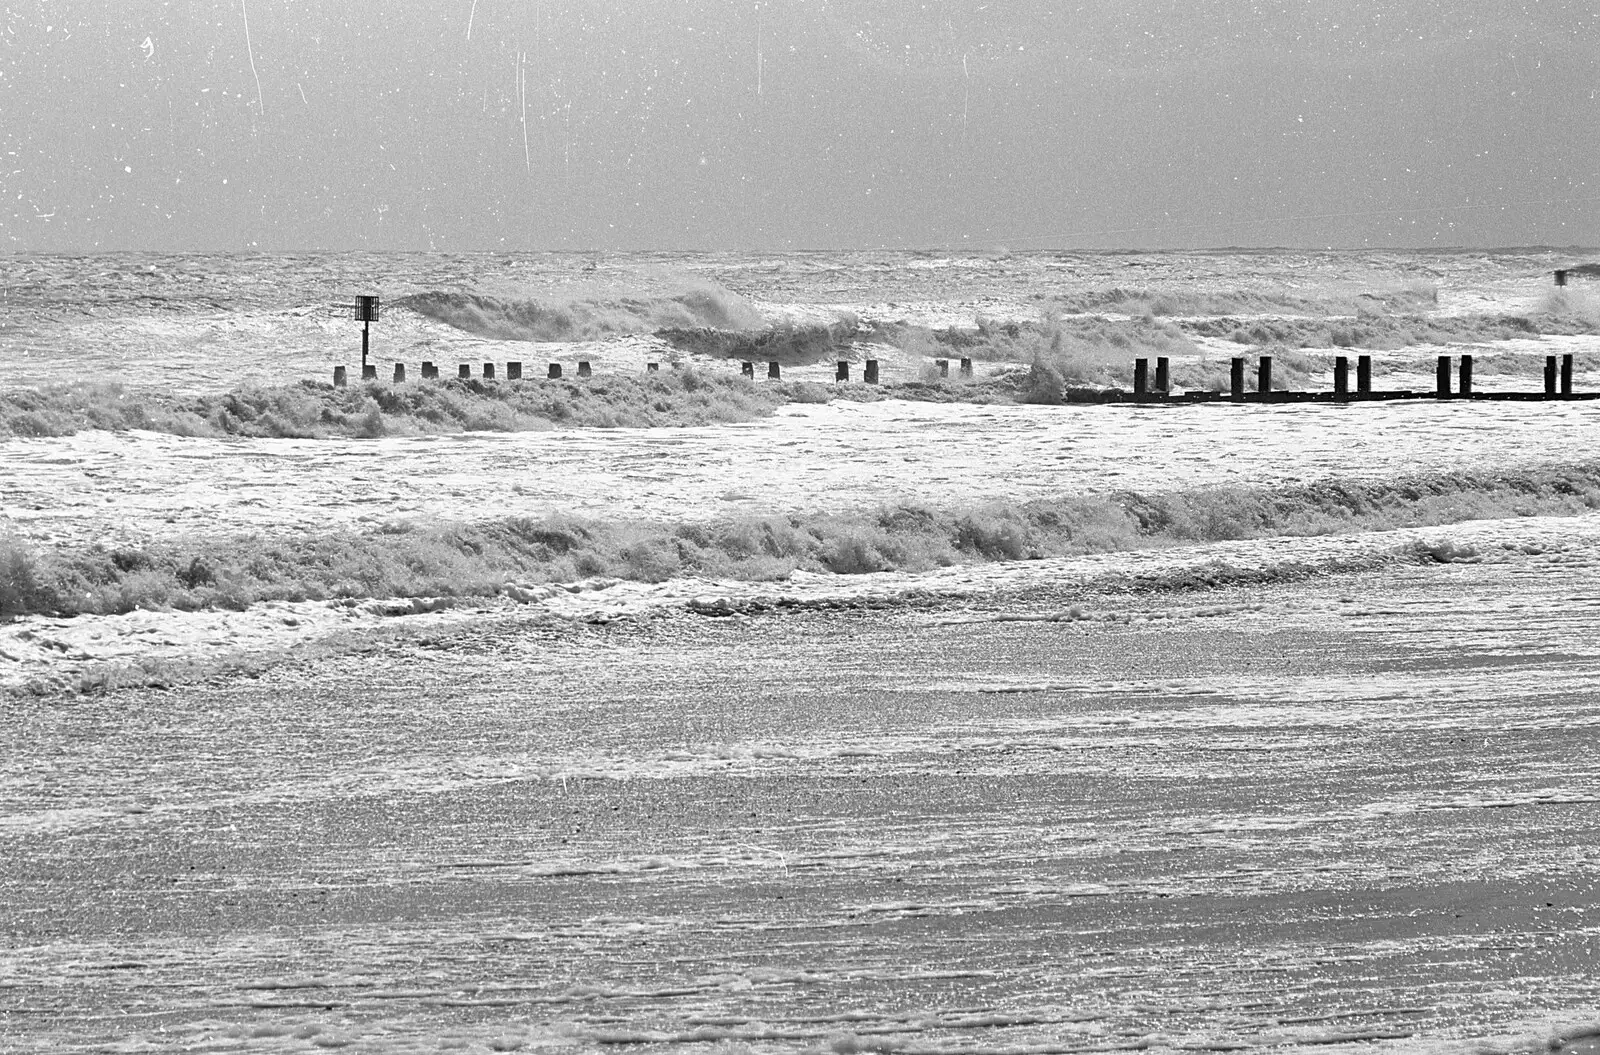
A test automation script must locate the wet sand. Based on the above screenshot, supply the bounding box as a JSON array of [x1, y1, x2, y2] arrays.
[[3, 550, 1598, 1053]]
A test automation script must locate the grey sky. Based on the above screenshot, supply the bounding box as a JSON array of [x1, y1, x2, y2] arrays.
[[3, 0, 1598, 251]]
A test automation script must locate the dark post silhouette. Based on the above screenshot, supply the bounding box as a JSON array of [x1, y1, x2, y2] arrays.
[[421, 361, 438, 380], [1334, 356, 1349, 398], [865, 360, 880, 384], [936, 359, 949, 378], [548, 363, 563, 379], [1230, 357, 1245, 400], [483, 362, 496, 380], [333, 366, 347, 387], [741, 361, 754, 378], [768, 361, 781, 380], [1357, 355, 1372, 395], [578, 361, 592, 377], [1556, 270, 1569, 287], [458, 364, 471, 380], [1134, 358, 1149, 396], [1545, 356, 1558, 395], [393, 363, 405, 383], [1459, 354, 1473, 396], [836, 361, 849, 381], [1436, 355, 1451, 398], [1562, 353, 1575, 396], [362, 364, 377, 380], [506, 361, 522, 380], [353, 294, 379, 376], [647, 362, 660, 372], [960, 357, 973, 378], [1155, 356, 1170, 392], [1257, 356, 1273, 396]]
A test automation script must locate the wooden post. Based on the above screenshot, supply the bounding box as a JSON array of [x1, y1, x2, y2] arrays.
[[548, 363, 563, 379], [1357, 355, 1372, 395], [836, 361, 850, 381], [1257, 356, 1273, 396], [1334, 356, 1349, 398], [1459, 354, 1473, 396], [741, 361, 754, 378], [1134, 358, 1149, 396], [864, 359, 879, 384], [393, 363, 406, 383], [362, 364, 377, 380], [1230, 357, 1245, 400], [1556, 269, 1569, 287], [578, 361, 592, 377], [1545, 355, 1558, 395], [333, 366, 347, 387], [1155, 356, 1170, 392], [647, 362, 660, 372], [421, 361, 437, 380], [483, 362, 496, 380], [458, 364, 471, 379], [506, 361, 522, 381], [768, 361, 781, 380], [1436, 355, 1451, 398], [1562, 353, 1575, 396], [959, 357, 973, 378], [936, 359, 949, 378]]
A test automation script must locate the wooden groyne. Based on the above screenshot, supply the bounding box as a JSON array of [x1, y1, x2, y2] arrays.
[[331, 353, 1594, 402]]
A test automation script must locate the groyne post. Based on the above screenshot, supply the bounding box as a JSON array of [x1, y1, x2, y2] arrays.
[[1459, 354, 1473, 397], [333, 366, 347, 387], [1257, 356, 1273, 397], [362, 364, 377, 381], [836, 361, 850, 382], [548, 363, 563, 379], [393, 363, 406, 383], [1562, 353, 1575, 396], [1230, 357, 1245, 401], [648, 362, 660, 373], [960, 357, 973, 378], [1334, 356, 1349, 399], [483, 362, 496, 381], [421, 361, 438, 380], [865, 359, 880, 384], [769, 362, 781, 380], [507, 361, 522, 381], [936, 359, 949, 378], [458, 364, 471, 380], [1155, 356, 1170, 392], [741, 361, 754, 378], [1134, 358, 1149, 397], [1357, 355, 1372, 395], [578, 361, 593, 378], [1545, 355, 1558, 395], [1436, 355, 1451, 399], [1556, 269, 1569, 287]]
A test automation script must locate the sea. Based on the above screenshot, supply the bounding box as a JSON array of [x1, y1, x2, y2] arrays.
[[1, 248, 1599, 1054]]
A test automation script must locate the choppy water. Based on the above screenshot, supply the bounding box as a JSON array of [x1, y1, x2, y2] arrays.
[[4, 249, 1600, 1053], [3, 247, 1599, 392]]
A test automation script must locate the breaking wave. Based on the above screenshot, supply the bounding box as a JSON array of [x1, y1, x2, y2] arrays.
[[4, 463, 1597, 621], [395, 281, 766, 341]]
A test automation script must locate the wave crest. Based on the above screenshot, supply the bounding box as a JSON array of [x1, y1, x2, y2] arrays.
[[396, 281, 766, 341]]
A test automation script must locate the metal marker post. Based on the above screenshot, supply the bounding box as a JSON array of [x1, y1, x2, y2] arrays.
[[353, 295, 380, 375]]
